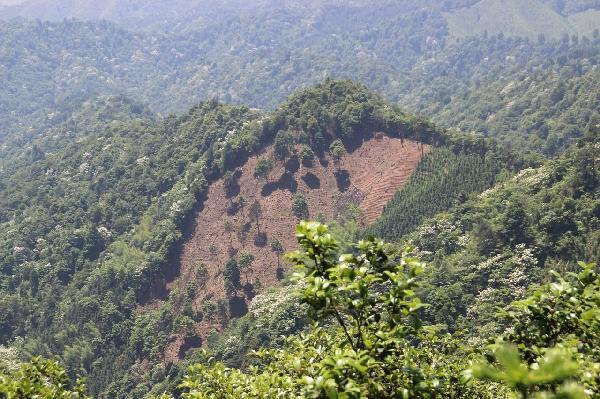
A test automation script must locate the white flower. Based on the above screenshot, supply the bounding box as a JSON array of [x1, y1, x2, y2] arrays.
[[78, 162, 90, 174], [97, 226, 112, 240], [170, 201, 183, 214]]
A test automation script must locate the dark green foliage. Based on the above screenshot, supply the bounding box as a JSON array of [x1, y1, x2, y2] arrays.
[[223, 257, 241, 296], [369, 148, 507, 241], [291, 193, 309, 220], [273, 130, 295, 164]]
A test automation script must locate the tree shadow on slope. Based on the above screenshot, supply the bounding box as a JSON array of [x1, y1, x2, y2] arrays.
[[261, 172, 298, 196], [302, 172, 321, 189], [224, 181, 240, 199], [178, 335, 202, 359], [285, 155, 300, 174], [343, 131, 373, 154], [229, 296, 248, 318], [335, 170, 351, 192]]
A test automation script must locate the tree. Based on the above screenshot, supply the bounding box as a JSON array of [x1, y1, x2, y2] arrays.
[[223, 257, 240, 296], [202, 300, 217, 322], [292, 193, 309, 219], [300, 145, 315, 167], [223, 170, 236, 197], [306, 116, 325, 150], [224, 220, 235, 245], [254, 156, 274, 182], [238, 252, 255, 283], [329, 139, 346, 170], [248, 200, 263, 234], [270, 238, 284, 267], [237, 222, 249, 248], [238, 196, 247, 222], [274, 130, 294, 165]]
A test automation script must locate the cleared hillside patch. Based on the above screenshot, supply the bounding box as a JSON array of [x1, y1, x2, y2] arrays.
[[162, 135, 427, 359]]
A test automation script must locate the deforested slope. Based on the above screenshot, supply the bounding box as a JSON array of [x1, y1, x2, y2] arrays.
[[161, 136, 427, 358]]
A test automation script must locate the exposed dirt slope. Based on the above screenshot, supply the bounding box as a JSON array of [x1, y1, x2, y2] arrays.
[[164, 135, 428, 360], [348, 138, 428, 224]]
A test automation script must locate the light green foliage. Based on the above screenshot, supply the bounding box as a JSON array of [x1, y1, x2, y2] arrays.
[[472, 345, 586, 399], [469, 261, 599, 398], [289, 222, 426, 353], [329, 139, 346, 169], [253, 156, 273, 181], [0, 357, 89, 398]]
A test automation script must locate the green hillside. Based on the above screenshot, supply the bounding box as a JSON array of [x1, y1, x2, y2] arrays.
[[444, 0, 600, 38], [0, 15, 598, 157], [7, 133, 595, 398], [0, 2, 599, 397], [1, 80, 520, 397]]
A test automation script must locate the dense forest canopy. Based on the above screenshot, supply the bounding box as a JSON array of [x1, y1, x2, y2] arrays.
[[0, 0, 599, 155], [0, 1, 599, 398]]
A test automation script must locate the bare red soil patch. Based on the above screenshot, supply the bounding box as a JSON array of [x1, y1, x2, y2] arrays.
[[162, 135, 428, 360]]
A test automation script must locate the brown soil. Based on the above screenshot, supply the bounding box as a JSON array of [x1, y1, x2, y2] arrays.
[[159, 135, 428, 362]]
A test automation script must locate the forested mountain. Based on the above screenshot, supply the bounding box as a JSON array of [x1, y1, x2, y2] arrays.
[[0, 1, 599, 398], [0, 0, 599, 155], [0, 80, 531, 397]]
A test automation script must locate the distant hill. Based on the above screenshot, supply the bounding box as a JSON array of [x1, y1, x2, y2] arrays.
[[0, 14, 598, 157], [444, 0, 600, 38], [0, 0, 417, 31]]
